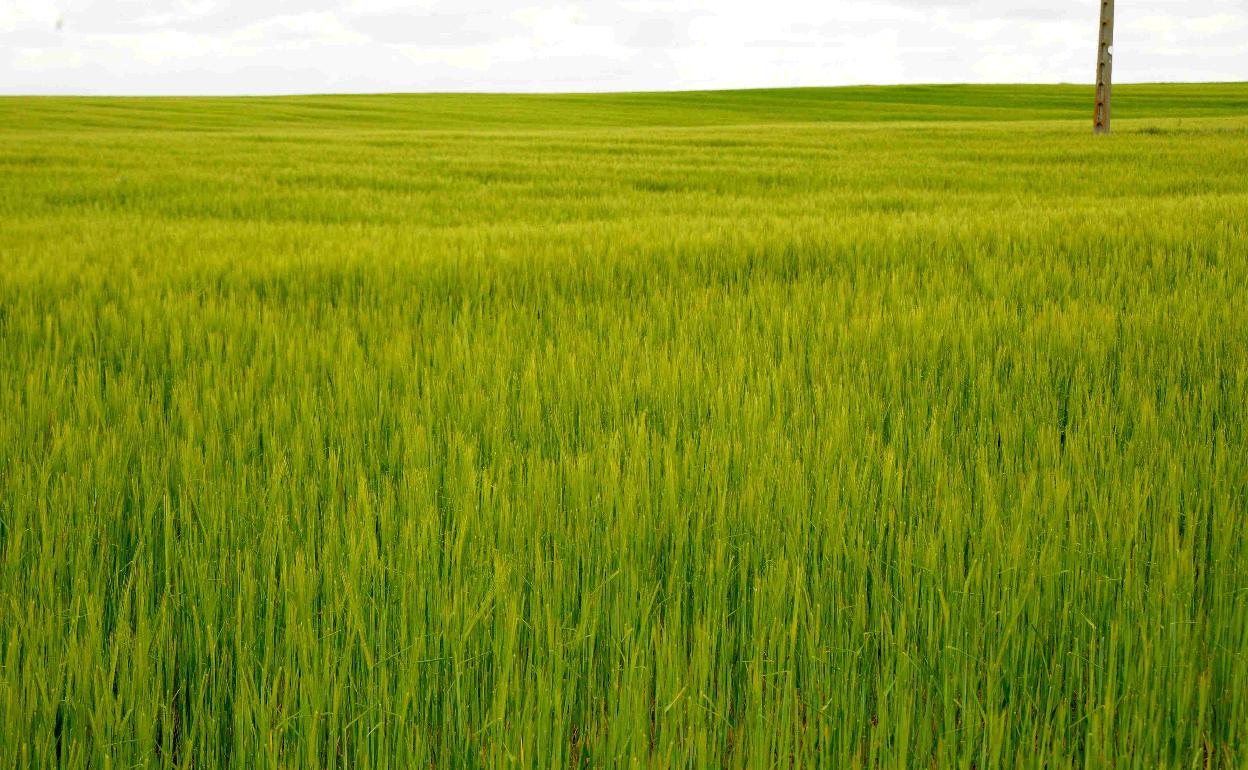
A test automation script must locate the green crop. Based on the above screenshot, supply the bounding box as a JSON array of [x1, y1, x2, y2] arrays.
[[1, 84, 1246, 768]]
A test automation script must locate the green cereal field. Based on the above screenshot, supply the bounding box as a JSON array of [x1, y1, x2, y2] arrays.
[[1, 83, 1247, 768]]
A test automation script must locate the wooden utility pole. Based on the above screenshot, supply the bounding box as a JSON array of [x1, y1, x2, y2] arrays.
[[1094, 0, 1114, 134]]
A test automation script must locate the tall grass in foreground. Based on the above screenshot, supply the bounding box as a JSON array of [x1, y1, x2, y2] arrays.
[[1, 86, 1247, 768]]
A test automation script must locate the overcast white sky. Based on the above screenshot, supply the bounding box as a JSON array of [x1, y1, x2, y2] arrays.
[[2, 0, 1246, 95]]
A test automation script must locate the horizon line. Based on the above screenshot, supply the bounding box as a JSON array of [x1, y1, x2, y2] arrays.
[[4, 80, 1247, 100]]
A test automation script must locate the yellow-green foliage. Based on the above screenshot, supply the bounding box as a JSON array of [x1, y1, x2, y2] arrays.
[[1, 84, 1247, 768]]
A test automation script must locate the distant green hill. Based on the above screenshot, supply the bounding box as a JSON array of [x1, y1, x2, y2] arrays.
[[3, 82, 1247, 132]]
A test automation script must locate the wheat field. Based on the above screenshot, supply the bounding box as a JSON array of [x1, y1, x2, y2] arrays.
[[2, 84, 1247, 768]]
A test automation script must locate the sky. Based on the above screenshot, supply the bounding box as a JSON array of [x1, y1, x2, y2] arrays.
[[2, 0, 1246, 95]]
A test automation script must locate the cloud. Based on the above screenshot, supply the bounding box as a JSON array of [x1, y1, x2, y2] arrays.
[[1, 0, 1244, 94], [348, 12, 521, 46]]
